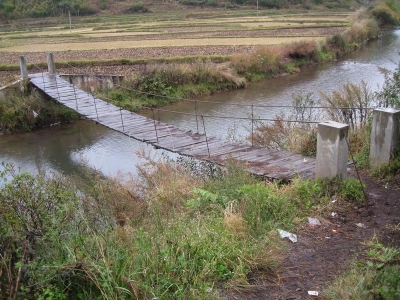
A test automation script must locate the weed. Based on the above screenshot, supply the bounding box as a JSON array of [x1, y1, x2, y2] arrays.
[[252, 92, 318, 156], [340, 177, 365, 203], [371, 2, 400, 26], [230, 46, 281, 81], [0, 84, 79, 132], [319, 81, 373, 130], [325, 238, 400, 300], [371, 156, 400, 179], [375, 63, 400, 109]]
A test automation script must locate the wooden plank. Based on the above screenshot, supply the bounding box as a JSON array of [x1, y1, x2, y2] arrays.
[[29, 73, 317, 181]]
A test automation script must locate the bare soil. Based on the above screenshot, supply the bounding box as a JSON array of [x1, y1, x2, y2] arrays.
[[224, 168, 400, 299], [0, 25, 345, 86]]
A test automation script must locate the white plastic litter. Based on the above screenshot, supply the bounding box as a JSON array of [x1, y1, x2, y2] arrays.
[[308, 291, 319, 296], [277, 229, 297, 243], [356, 223, 366, 228], [331, 212, 337, 217], [308, 217, 321, 226], [32, 110, 38, 118]]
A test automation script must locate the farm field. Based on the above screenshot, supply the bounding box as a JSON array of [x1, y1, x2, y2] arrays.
[[1, 3, 400, 299], [0, 9, 350, 85]]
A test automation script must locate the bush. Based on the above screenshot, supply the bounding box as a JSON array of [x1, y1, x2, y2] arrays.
[[252, 92, 318, 156], [325, 240, 400, 300], [259, 0, 284, 8], [0, 85, 79, 133], [375, 63, 400, 108], [126, 3, 149, 13], [286, 40, 318, 60], [231, 46, 281, 80], [78, 4, 98, 16], [371, 3, 400, 26]]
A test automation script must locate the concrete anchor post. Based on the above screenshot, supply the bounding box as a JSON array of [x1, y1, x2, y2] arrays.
[[370, 108, 400, 167], [19, 56, 28, 79], [46, 52, 56, 75], [315, 121, 349, 180]]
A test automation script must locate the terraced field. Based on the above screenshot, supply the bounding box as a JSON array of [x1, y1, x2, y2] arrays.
[[0, 9, 350, 85]]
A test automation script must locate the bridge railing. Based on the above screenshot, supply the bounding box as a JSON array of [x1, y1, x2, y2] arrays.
[[21, 53, 400, 186]]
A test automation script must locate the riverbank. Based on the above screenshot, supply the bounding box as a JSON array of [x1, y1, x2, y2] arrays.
[[95, 13, 381, 111], [0, 4, 398, 132], [0, 83, 79, 133], [1, 151, 399, 299]]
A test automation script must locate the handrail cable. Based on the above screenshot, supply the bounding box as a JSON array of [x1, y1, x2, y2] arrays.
[[62, 62, 376, 112]]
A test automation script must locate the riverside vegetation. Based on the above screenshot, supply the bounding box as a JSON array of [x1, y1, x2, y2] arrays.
[[0, 61, 399, 299], [0, 2, 398, 125], [0, 0, 388, 19], [0, 156, 368, 299], [0, 1, 399, 299], [0, 84, 79, 133], [97, 7, 384, 111]]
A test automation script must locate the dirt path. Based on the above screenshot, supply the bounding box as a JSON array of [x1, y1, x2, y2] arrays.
[[224, 169, 400, 299]]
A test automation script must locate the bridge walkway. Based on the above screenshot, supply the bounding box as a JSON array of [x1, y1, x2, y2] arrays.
[[29, 73, 316, 180]]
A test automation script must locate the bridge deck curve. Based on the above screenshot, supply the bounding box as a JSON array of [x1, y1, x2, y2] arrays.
[[29, 73, 316, 180]]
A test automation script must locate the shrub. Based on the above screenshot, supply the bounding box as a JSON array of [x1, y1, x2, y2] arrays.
[[231, 46, 281, 80], [371, 3, 400, 26], [132, 62, 245, 99], [252, 92, 318, 156], [259, 0, 284, 8], [327, 33, 349, 55], [375, 63, 400, 108], [285, 40, 318, 60], [126, 3, 149, 13], [325, 240, 400, 300], [319, 81, 373, 130], [0, 85, 79, 132], [344, 19, 380, 43]]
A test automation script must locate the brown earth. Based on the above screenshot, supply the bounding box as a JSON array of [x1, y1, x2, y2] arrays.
[[0, 26, 345, 86], [3, 24, 398, 299], [224, 168, 400, 299]]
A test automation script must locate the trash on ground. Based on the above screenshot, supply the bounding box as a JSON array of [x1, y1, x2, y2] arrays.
[[332, 229, 338, 233], [308, 291, 319, 296], [277, 229, 297, 243], [331, 212, 337, 217], [308, 217, 321, 226], [356, 223, 366, 228], [32, 110, 38, 118], [332, 199, 337, 203]]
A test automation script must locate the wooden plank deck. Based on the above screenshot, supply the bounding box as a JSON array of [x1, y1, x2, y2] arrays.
[[29, 73, 316, 180]]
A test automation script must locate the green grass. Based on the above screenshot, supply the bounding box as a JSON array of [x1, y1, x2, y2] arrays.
[[325, 238, 400, 299], [0, 154, 368, 299], [0, 84, 79, 132]]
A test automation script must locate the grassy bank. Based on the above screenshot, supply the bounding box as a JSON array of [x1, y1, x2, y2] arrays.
[[97, 9, 381, 111], [0, 82, 79, 133], [325, 239, 400, 299], [0, 156, 368, 299]]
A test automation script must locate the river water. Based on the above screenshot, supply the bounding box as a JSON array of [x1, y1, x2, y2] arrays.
[[0, 29, 399, 177], [144, 29, 400, 139]]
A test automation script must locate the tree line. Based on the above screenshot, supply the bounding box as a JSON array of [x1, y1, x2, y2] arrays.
[[0, 0, 383, 19]]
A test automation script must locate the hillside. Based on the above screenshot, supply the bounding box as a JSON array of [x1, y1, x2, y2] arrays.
[[0, 0, 373, 19]]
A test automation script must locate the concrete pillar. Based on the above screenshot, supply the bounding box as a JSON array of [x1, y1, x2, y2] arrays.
[[46, 52, 56, 75], [315, 121, 349, 179], [370, 108, 400, 167], [19, 56, 28, 79]]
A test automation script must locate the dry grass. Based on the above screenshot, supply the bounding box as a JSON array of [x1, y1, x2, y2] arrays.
[[2, 36, 325, 52], [240, 22, 322, 28]]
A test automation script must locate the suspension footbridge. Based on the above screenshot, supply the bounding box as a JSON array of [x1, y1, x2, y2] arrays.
[[28, 71, 316, 180]]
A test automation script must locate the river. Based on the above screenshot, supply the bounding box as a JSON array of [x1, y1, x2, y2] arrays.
[[0, 29, 399, 177]]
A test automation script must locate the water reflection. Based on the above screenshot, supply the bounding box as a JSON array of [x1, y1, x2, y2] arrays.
[[0, 30, 399, 177], [0, 121, 169, 178]]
